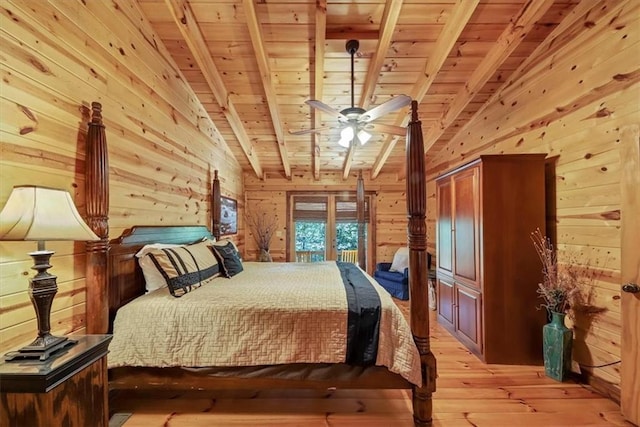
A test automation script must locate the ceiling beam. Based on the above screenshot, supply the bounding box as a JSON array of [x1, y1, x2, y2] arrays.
[[372, 0, 480, 179], [164, 0, 263, 178], [343, 0, 403, 180], [326, 30, 379, 40], [243, 0, 291, 179], [358, 0, 404, 110], [371, 135, 400, 180], [313, 0, 327, 180], [421, 0, 557, 153]]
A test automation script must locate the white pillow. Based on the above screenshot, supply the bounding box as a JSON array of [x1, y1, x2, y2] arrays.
[[136, 243, 182, 292], [389, 247, 409, 272], [135, 243, 183, 258]]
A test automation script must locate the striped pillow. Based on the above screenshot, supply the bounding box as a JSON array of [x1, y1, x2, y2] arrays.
[[136, 243, 182, 292], [147, 241, 222, 297]]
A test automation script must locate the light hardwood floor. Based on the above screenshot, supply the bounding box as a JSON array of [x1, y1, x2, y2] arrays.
[[110, 302, 630, 426]]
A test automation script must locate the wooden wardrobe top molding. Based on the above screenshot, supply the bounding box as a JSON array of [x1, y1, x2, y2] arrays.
[[436, 153, 548, 180]]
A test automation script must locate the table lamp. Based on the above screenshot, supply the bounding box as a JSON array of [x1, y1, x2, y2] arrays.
[[0, 186, 99, 361]]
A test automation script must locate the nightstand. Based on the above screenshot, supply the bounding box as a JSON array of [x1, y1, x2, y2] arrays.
[[0, 334, 112, 427]]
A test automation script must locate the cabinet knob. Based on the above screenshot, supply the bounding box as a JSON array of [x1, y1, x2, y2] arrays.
[[622, 283, 640, 293]]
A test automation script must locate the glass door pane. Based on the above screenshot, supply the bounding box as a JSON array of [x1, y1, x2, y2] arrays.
[[291, 195, 328, 262], [335, 222, 358, 252], [294, 221, 326, 262], [334, 195, 369, 266]]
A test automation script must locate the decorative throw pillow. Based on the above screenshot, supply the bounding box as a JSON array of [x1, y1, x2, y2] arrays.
[[211, 241, 244, 277], [211, 239, 242, 261], [389, 247, 410, 272], [136, 243, 182, 292], [146, 241, 223, 297]]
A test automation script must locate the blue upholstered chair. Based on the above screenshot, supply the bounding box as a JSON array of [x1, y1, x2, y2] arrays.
[[374, 251, 432, 300]]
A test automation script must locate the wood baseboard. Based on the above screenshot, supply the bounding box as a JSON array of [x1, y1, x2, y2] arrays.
[[571, 370, 621, 404]]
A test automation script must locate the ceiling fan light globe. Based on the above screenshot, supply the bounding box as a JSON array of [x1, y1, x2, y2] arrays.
[[357, 130, 372, 145], [338, 126, 354, 148], [340, 126, 354, 140]]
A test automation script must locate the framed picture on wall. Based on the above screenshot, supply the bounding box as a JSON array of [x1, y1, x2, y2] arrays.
[[220, 196, 238, 236]]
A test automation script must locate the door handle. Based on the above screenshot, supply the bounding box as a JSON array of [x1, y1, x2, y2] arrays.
[[622, 283, 640, 293]]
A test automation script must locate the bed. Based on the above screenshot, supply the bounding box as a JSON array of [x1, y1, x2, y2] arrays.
[[84, 101, 436, 426]]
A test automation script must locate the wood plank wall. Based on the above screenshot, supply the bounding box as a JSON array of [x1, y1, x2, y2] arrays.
[[243, 171, 431, 271], [426, 0, 639, 397], [0, 0, 243, 352], [1, 0, 635, 402]]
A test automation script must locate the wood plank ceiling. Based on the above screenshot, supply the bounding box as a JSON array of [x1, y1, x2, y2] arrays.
[[138, 0, 579, 180]]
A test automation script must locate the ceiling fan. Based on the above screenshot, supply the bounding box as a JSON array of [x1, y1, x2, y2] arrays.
[[290, 40, 411, 147]]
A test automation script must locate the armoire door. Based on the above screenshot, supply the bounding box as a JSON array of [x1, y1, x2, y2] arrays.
[[452, 166, 479, 287], [436, 277, 455, 330], [455, 283, 482, 355], [437, 179, 453, 274]]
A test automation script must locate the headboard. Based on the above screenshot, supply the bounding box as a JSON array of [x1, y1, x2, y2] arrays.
[[107, 225, 213, 331]]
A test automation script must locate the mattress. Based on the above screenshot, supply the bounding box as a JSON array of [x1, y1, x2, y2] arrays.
[[108, 261, 421, 386]]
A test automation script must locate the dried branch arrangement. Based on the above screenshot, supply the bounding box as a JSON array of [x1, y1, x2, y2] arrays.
[[530, 228, 582, 315], [246, 206, 278, 251]]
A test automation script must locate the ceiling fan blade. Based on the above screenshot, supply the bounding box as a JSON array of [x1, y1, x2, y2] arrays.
[[364, 123, 407, 137], [288, 126, 336, 136], [306, 100, 349, 121], [358, 94, 412, 123]]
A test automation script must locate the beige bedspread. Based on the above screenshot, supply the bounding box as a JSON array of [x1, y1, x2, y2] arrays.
[[108, 261, 421, 386]]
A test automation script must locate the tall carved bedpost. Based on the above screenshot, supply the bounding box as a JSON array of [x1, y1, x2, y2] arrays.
[[356, 170, 366, 270], [406, 100, 436, 426], [212, 170, 221, 240], [85, 102, 110, 334]]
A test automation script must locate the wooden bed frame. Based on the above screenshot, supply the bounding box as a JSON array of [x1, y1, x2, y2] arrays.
[[84, 101, 436, 426]]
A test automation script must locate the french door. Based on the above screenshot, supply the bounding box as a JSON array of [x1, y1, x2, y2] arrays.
[[288, 193, 373, 269]]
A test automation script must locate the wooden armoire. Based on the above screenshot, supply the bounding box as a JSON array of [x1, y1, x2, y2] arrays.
[[435, 154, 547, 365]]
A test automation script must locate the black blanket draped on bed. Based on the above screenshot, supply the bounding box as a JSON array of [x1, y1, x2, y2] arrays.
[[336, 261, 381, 366]]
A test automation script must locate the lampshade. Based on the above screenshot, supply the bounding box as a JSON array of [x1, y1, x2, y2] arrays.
[[0, 186, 99, 242]]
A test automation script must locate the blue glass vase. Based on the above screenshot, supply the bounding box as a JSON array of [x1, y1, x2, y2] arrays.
[[542, 311, 572, 381]]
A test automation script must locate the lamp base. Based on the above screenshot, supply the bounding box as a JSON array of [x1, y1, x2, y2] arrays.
[[4, 334, 77, 361], [4, 247, 78, 362]]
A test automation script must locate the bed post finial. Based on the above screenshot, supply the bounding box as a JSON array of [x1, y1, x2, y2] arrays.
[[212, 170, 221, 240], [411, 100, 419, 123], [91, 101, 103, 123], [406, 100, 436, 426], [86, 101, 110, 334]]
